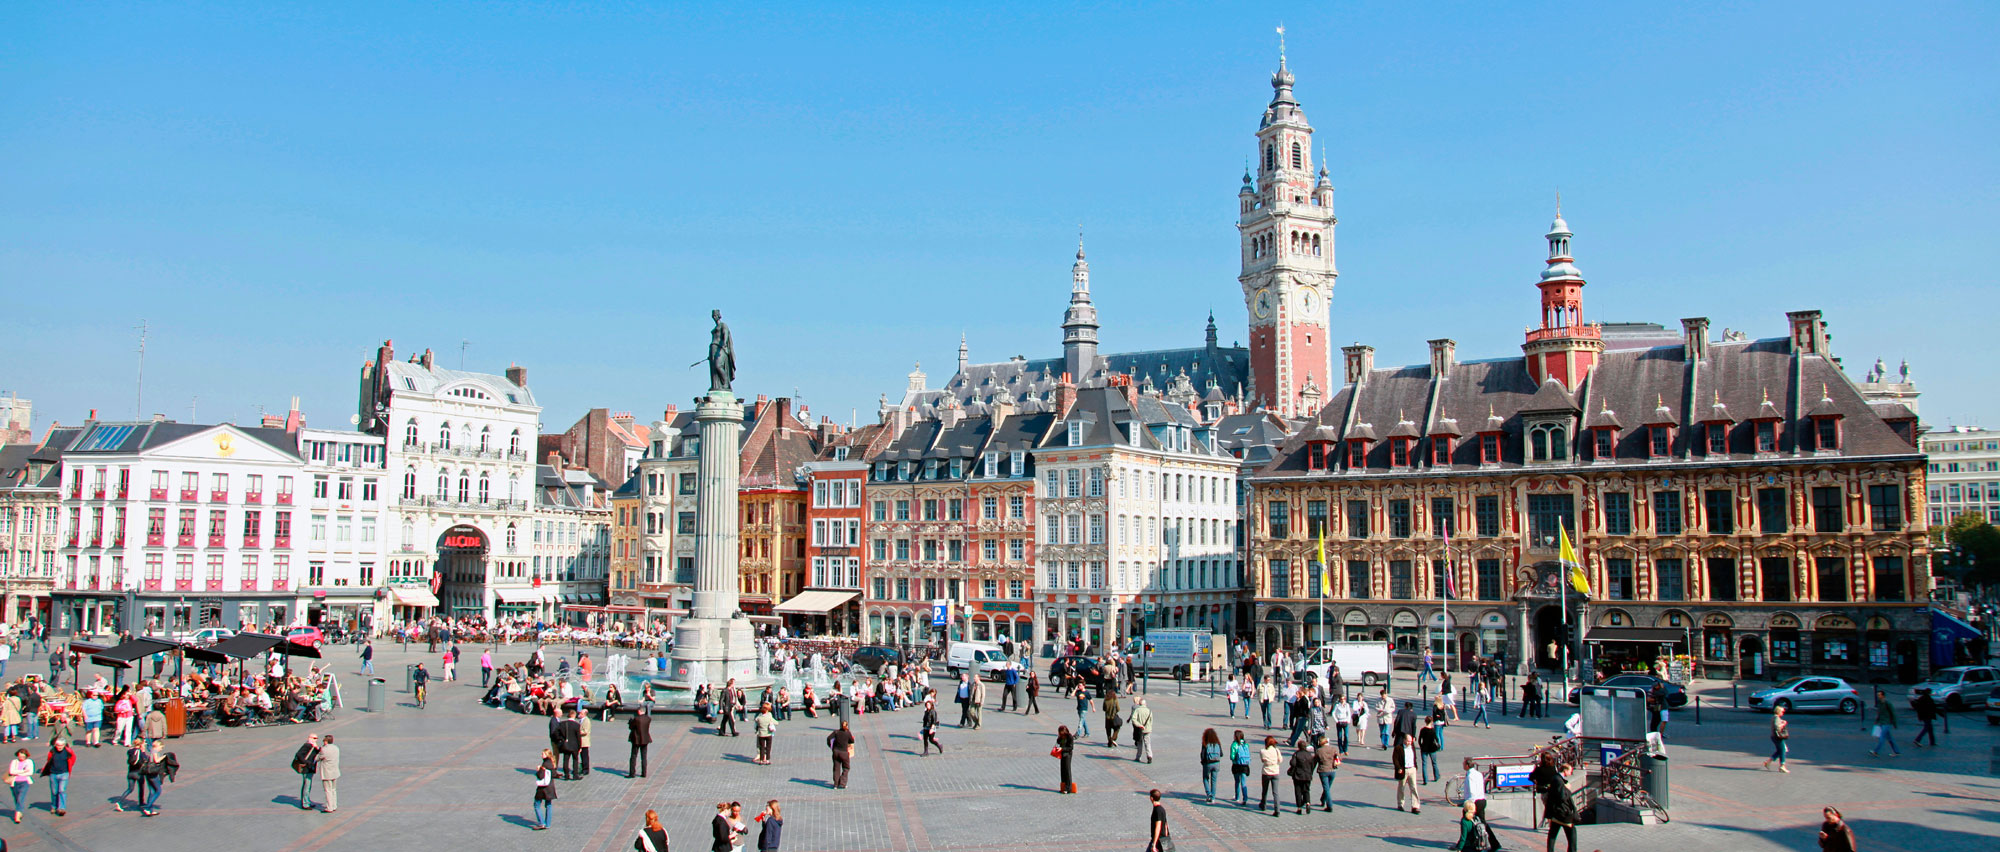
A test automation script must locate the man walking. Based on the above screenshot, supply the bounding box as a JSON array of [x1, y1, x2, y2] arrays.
[[557, 709, 583, 780], [1130, 696, 1155, 763], [1869, 688, 1900, 757], [359, 641, 374, 675], [291, 733, 321, 810], [627, 705, 653, 778], [827, 721, 854, 789], [718, 679, 741, 737], [967, 674, 986, 730], [999, 664, 1020, 711], [577, 710, 593, 775], [1912, 688, 1940, 747], [316, 735, 342, 813]]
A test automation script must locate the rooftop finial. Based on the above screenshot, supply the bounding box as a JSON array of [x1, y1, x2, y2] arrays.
[[1277, 23, 1287, 69], [1555, 189, 1562, 217]]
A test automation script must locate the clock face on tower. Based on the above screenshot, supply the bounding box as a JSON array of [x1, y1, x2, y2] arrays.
[[1253, 289, 1273, 319]]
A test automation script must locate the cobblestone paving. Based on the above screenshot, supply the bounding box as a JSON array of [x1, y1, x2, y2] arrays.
[[4, 643, 1995, 851]]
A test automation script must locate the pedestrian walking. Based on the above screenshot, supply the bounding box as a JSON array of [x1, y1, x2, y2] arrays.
[[1462, 758, 1487, 820], [1314, 734, 1341, 812], [1258, 679, 1276, 729], [1911, 688, 1940, 746], [1471, 681, 1492, 728], [7, 748, 30, 824], [1392, 732, 1420, 814], [531, 749, 557, 830], [1418, 720, 1441, 784], [359, 641, 374, 675], [112, 742, 144, 812], [718, 679, 741, 737], [137, 740, 170, 816], [920, 697, 944, 755], [967, 675, 986, 730], [1418, 649, 1435, 686], [40, 737, 75, 817], [1025, 672, 1041, 714], [1817, 805, 1857, 852], [1287, 740, 1316, 815], [628, 705, 653, 778], [1104, 688, 1123, 746], [1449, 800, 1495, 851], [1229, 729, 1252, 804], [1000, 664, 1021, 712], [1869, 688, 1900, 757], [755, 799, 783, 851], [827, 721, 854, 789], [1531, 752, 1576, 852], [1073, 685, 1092, 738], [1763, 705, 1791, 772], [1225, 675, 1242, 718], [1376, 689, 1394, 750], [1130, 696, 1154, 763], [754, 703, 777, 764], [1257, 736, 1282, 816], [1146, 788, 1172, 852], [142, 704, 167, 751], [1054, 725, 1076, 794], [578, 711, 593, 775], [291, 733, 322, 810], [558, 709, 584, 779], [480, 649, 494, 687], [1198, 728, 1222, 803], [316, 735, 341, 813], [635, 808, 670, 852]]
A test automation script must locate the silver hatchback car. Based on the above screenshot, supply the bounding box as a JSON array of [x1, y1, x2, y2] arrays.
[[1749, 676, 1862, 714]]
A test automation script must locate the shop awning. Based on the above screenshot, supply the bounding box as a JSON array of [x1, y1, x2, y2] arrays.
[[1585, 627, 1687, 644], [494, 587, 541, 604], [390, 587, 440, 608], [180, 644, 230, 665], [93, 637, 179, 663], [774, 590, 859, 614], [210, 632, 284, 659], [275, 640, 322, 658]]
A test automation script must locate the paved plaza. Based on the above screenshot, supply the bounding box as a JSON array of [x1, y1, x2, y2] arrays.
[[4, 643, 1996, 852]]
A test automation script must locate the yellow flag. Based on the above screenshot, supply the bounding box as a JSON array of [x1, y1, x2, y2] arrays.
[[1317, 531, 1330, 597], [1559, 524, 1590, 594]]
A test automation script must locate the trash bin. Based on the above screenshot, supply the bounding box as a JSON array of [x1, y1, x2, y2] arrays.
[[367, 678, 387, 713], [1640, 752, 1669, 809]]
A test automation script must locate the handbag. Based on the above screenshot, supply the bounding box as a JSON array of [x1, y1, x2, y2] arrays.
[[1050, 745, 1063, 758], [1870, 724, 1885, 738], [1156, 832, 1176, 852]]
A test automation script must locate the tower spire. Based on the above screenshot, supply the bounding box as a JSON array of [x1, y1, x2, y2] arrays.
[[1062, 238, 1100, 385]]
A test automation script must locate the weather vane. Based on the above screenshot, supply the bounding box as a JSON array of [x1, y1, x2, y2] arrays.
[[1277, 23, 1287, 65]]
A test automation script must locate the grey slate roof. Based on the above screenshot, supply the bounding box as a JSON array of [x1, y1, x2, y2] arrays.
[[51, 421, 301, 459]]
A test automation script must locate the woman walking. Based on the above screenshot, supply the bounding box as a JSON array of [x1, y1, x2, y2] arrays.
[[1055, 725, 1076, 794], [531, 748, 558, 830], [1257, 736, 1282, 817], [1229, 730, 1252, 805], [137, 741, 168, 817], [112, 741, 144, 812], [1763, 705, 1792, 772], [754, 703, 777, 764], [1198, 728, 1222, 803], [635, 808, 670, 852], [920, 697, 945, 755], [1025, 672, 1041, 714], [1817, 805, 1857, 852], [1471, 681, 1492, 729], [1104, 688, 1123, 747], [7, 748, 31, 824], [1225, 676, 1243, 719], [1531, 752, 1577, 852], [41, 737, 76, 817]]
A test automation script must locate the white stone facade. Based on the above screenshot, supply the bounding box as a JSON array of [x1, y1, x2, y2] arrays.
[[1924, 426, 2000, 526], [296, 427, 390, 632]]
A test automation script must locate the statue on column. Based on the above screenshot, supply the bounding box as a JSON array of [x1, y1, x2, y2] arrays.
[[706, 310, 736, 393]]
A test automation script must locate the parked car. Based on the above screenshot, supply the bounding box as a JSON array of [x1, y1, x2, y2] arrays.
[[284, 626, 325, 648], [1748, 676, 1862, 714], [1049, 656, 1107, 689], [1984, 685, 2000, 726], [1568, 673, 1689, 707], [946, 642, 1017, 681], [178, 627, 236, 645], [850, 644, 904, 675], [1908, 666, 1999, 711]]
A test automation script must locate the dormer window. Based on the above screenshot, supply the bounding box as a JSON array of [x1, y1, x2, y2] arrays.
[[1306, 441, 1335, 471], [1755, 421, 1777, 453], [924, 459, 940, 479], [1648, 425, 1672, 458], [1813, 417, 1841, 451], [1593, 429, 1615, 460], [1009, 450, 1025, 476], [1431, 436, 1452, 465], [1347, 440, 1368, 469], [949, 458, 964, 479], [1528, 424, 1568, 462], [1067, 421, 1083, 446], [982, 452, 998, 478], [1389, 439, 1412, 468], [1706, 423, 1729, 455], [899, 461, 915, 481], [1479, 434, 1501, 464]]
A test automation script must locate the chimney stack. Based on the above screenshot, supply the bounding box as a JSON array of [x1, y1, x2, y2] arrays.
[[1682, 317, 1711, 361], [1055, 372, 1079, 418], [1786, 310, 1828, 356], [420, 349, 434, 370], [1428, 339, 1457, 377], [506, 364, 528, 387], [776, 397, 793, 434], [1341, 345, 1376, 385], [661, 404, 678, 422]]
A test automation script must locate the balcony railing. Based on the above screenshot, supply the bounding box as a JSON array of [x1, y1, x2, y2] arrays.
[[276, 491, 293, 505], [144, 578, 162, 591], [242, 536, 259, 548], [206, 579, 225, 591], [92, 487, 105, 499], [147, 533, 164, 547], [177, 534, 195, 547], [174, 578, 194, 591], [207, 534, 226, 547], [273, 535, 291, 548], [179, 489, 199, 502], [149, 487, 168, 501], [210, 490, 229, 502], [245, 491, 262, 504]]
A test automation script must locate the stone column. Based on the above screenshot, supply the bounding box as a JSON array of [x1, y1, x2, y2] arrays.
[[691, 393, 742, 621]]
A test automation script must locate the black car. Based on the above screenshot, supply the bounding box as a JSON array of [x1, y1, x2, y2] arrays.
[[1049, 656, 1107, 689], [851, 645, 905, 674], [1568, 673, 1689, 708]]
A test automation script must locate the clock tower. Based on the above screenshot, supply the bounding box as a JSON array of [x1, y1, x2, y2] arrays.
[[1239, 45, 1337, 418]]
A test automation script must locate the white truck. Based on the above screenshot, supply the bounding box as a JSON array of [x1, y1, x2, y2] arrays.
[[1126, 629, 1222, 680], [1301, 641, 1393, 688]]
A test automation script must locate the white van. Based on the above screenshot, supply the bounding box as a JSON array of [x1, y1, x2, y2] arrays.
[[946, 642, 1016, 681]]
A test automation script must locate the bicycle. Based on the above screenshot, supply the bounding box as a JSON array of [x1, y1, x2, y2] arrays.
[[415, 682, 428, 709]]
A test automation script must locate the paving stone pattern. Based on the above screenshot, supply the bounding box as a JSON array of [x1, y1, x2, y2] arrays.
[[3, 643, 1995, 852]]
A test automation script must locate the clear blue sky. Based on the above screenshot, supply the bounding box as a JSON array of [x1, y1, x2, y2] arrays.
[[3, 2, 1995, 435]]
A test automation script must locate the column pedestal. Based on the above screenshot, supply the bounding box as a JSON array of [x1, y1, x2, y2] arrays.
[[668, 392, 761, 687]]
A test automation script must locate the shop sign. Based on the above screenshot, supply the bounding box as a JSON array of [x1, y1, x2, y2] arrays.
[[1343, 609, 1369, 625], [1089, 608, 1105, 624], [1493, 764, 1535, 788], [1481, 612, 1508, 628], [981, 602, 1021, 613], [1391, 611, 1419, 627]]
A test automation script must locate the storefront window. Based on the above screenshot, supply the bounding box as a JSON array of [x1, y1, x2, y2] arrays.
[[1866, 638, 1890, 667], [1703, 627, 1731, 661], [1770, 629, 1799, 662], [1816, 636, 1853, 665]]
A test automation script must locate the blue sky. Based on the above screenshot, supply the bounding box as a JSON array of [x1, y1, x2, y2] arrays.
[[3, 2, 1995, 435]]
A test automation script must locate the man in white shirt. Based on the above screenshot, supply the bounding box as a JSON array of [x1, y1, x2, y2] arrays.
[[1463, 759, 1487, 819]]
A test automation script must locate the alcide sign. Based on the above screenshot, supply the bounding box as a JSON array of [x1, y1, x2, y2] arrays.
[[440, 525, 487, 551]]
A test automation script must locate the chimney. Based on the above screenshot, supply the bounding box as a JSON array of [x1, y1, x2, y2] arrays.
[[776, 398, 793, 434], [284, 395, 302, 434], [420, 349, 434, 370], [261, 414, 284, 428], [506, 364, 528, 387], [1108, 372, 1137, 407], [1786, 310, 1828, 356], [661, 404, 678, 422], [1055, 372, 1079, 418], [991, 395, 1016, 421], [1681, 317, 1710, 361], [754, 394, 770, 420], [1427, 339, 1456, 376], [88, 408, 97, 421], [1341, 344, 1375, 385], [151, 413, 166, 423], [546, 450, 563, 468]]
